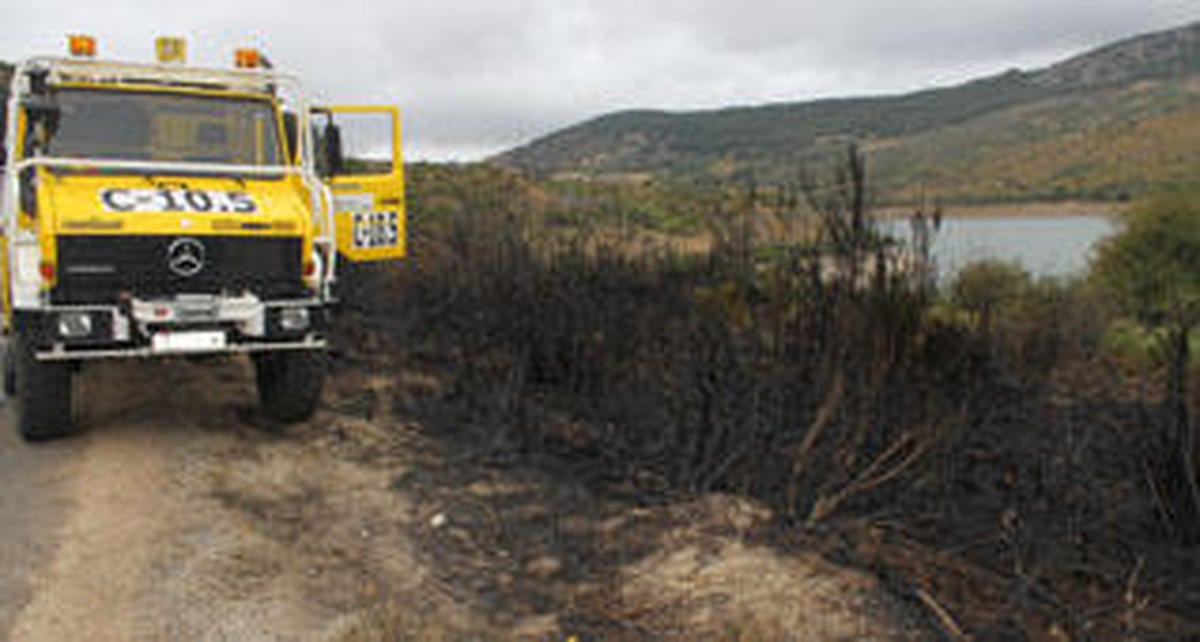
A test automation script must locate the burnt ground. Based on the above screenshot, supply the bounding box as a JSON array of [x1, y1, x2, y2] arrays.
[[0, 351, 932, 641]]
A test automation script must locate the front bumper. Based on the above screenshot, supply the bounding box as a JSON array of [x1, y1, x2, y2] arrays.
[[20, 293, 328, 361]]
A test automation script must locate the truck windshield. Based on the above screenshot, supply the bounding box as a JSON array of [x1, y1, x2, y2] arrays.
[[45, 88, 284, 167]]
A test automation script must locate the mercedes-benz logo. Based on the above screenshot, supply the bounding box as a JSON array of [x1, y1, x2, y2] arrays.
[[167, 237, 206, 277]]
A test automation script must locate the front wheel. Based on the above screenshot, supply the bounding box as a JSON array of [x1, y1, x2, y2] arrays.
[[13, 331, 76, 441], [253, 350, 326, 423]]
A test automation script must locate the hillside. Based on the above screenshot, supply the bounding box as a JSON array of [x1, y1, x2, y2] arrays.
[[497, 21, 1200, 204]]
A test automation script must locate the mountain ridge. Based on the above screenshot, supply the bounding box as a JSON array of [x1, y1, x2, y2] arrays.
[[497, 21, 1200, 203]]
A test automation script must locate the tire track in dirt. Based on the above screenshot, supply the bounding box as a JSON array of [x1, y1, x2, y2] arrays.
[[4, 359, 247, 641], [2, 358, 341, 641], [0, 401, 80, 642], [2, 358, 456, 642], [7, 424, 181, 640]]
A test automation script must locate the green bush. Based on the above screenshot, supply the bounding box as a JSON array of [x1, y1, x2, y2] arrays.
[[1091, 191, 1200, 325], [949, 259, 1030, 333]]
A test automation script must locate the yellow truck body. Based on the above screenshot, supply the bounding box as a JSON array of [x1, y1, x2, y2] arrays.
[[1, 39, 405, 439]]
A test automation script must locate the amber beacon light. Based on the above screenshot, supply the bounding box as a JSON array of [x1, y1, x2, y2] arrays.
[[67, 34, 96, 58], [155, 36, 187, 63], [234, 48, 262, 69]]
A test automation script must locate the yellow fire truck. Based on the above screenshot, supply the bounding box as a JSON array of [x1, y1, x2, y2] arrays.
[[1, 35, 406, 439]]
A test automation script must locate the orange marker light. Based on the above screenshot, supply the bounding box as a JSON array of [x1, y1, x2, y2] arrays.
[[38, 261, 56, 282], [68, 34, 97, 58], [234, 48, 261, 69]]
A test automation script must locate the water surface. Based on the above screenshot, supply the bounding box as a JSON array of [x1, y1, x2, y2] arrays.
[[886, 214, 1118, 280]]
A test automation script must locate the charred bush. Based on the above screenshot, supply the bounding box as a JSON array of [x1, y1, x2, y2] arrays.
[[331, 162, 1200, 640], [344, 154, 948, 518]]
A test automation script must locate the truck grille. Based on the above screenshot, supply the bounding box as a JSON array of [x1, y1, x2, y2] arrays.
[[53, 235, 305, 304]]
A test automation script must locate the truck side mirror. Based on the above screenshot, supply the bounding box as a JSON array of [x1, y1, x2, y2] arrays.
[[322, 122, 344, 177], [282, 112, 299, 164], [0, 103, 6, 166], [19, 167, 37, 218]]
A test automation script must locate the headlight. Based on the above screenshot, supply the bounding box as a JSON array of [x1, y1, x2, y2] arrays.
[[278, 307, 310, 332], [57, 312, 94, 339]]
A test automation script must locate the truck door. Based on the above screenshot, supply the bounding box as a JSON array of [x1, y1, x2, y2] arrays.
[[311, 106, 405, 262]]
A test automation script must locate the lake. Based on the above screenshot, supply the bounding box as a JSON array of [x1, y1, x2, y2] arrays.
[[884, 214, 1119, 280]]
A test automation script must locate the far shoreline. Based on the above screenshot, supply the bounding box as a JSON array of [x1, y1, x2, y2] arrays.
[[875, 200, 1124, 220]]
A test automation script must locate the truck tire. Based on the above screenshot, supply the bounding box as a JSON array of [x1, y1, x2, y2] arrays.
[[254, 350, 325, 423], [13, 331, 76, 441]]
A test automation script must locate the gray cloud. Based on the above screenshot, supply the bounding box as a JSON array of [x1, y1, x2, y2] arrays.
[[0, 0, 1194, 159]]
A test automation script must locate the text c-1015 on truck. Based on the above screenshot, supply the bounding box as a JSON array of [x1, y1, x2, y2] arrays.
[[0, 35, 407, 440]]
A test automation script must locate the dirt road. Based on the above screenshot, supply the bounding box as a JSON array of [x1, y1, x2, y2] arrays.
[[0, 398, 77, 640], [0, 357, 377, 641], [0, 356, 930, 641]]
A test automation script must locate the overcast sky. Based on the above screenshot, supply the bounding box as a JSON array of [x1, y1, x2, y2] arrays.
[[2, 0, 1196, 160]]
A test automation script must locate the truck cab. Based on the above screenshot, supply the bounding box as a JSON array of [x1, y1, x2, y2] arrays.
[[1, 36, 406, 439]]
